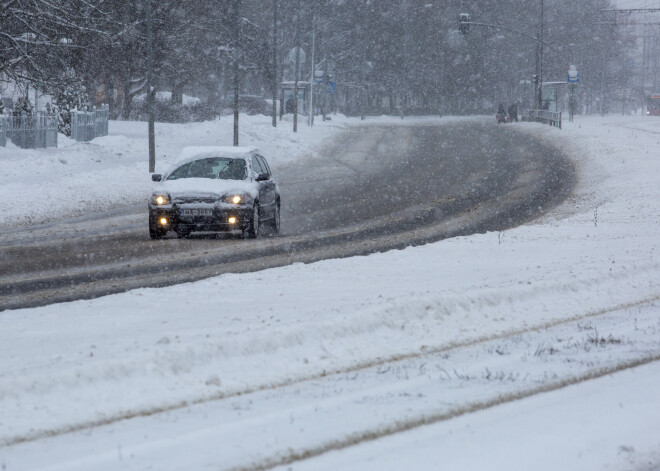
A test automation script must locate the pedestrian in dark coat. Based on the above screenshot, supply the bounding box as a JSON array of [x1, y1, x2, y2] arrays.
[[508, 103, 518, 122]]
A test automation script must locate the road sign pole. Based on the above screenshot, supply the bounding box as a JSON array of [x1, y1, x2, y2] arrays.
[[568, 65, 579, 123], [272, 0, 278, 128], [293, 0, 301, 133], [146, 0, 156, 172], [309, 0, 316, 126]]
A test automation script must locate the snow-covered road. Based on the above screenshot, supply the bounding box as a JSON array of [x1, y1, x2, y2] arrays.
[[0, 114, 659, 470], [1, 121, 573, 310]]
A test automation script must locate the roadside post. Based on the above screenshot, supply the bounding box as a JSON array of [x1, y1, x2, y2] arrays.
[[308, 0, 317, 127], [568, 65, 579, 122], [293, 0, 303, 133], [326, 79, 335, 116], [361, 61, 373, 120], [146, 0, 156, 172]]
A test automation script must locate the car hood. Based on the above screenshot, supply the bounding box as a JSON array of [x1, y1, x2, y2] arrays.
[[155, 178, 258, 199]]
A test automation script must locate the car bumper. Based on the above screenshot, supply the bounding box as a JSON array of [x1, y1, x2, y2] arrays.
[[149, 205, 253, 232]]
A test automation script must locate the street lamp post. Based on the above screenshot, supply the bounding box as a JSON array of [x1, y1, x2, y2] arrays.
[[293, 0, 301, 133], [534, 33, 540, 109], [568, 65, 579, 122], [146, 0, 155, 173], [232, 0, 241, 146], [308, 0, 317, 127], [272, 0, 278, 128], [401, 0, 408, 119], [537, 0, 544, 109]]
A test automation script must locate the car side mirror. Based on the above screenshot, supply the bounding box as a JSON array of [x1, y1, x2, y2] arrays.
[[256, 173, 269, 181], [152, 174, 162, 182]]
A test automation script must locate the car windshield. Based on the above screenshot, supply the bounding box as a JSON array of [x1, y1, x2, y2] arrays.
[[166, 157, 247, 181]]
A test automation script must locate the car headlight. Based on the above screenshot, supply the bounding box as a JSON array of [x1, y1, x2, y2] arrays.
[[151, 193, 171, 205], [223, 193, 250, 204]]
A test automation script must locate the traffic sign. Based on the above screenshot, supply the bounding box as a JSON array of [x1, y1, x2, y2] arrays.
[[288, 47, 306, 65]]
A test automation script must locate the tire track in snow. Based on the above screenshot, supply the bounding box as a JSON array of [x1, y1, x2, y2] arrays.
[[2, 293, 658, 450], [234, 352, 660, 471]]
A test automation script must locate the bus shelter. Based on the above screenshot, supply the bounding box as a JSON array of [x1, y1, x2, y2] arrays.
[[280, 81, 309, 117], [541, 82, 567, 112]]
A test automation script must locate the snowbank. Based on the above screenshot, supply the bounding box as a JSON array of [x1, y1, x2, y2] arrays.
[[0, 113, 350, 228]]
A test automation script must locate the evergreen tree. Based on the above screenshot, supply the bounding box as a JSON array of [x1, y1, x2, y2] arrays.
[[53, 69, 89, 136], [13, 96, 34, 116]]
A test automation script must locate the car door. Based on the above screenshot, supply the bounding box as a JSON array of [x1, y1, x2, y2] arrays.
[[251, 155, 273, 213], [254, 154, 277, 211]]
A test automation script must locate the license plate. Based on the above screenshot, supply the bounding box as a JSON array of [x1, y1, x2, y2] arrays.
[[180, 208, 213, 217]]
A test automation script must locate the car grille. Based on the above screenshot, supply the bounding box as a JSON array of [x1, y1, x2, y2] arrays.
[[173, 196, 217, 204]]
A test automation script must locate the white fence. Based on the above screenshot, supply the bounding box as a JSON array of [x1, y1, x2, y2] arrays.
[[71, 105, 109, 142], [0, 111, 58, 148], [522, 109, 562, 129]]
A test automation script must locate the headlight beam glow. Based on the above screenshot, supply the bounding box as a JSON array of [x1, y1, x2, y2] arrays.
[[152, 194, 170, 205]]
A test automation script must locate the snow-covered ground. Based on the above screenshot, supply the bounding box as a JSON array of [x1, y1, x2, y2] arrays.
[[0, 113, 659, 470], [0, 113, 352, 228]]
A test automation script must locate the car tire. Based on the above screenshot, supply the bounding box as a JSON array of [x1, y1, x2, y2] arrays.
[[244, 203, 259, 239], [269, 200, 280, 235], [149, 225, 166, 240]]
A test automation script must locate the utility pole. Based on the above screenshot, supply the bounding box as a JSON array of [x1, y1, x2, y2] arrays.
[[598, 1, 605, 116], [600, 68, 604, 116], [643, 24, 648, 100], [361, 66, 366, 120], [401, 0, 408, 119], [309, 0, 317, 126], [293, 0, 301, 133], [534, 33, 540, 109], [272, 0, 278, 127], [146, 0, 155, 173], [537, 0, 544, 109], [654, 27, 659, 92], [232, 0, 241, 146]]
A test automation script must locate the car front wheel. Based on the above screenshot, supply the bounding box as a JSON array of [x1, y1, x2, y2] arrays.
[[269, 200, 280, 235], [244, 203, 259, 238]]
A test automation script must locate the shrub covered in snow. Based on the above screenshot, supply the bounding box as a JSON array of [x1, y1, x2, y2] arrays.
[[52, 69, 89, 136], [13, 96, 34, 116]]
